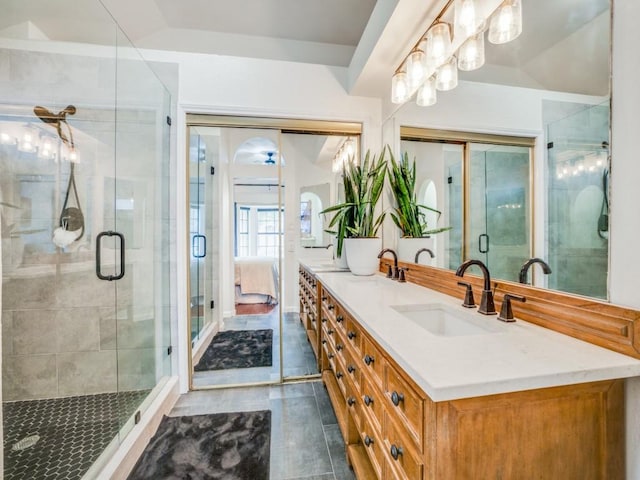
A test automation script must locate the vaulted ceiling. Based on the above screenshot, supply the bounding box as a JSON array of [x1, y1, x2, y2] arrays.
[[2, 0, 610, 99]]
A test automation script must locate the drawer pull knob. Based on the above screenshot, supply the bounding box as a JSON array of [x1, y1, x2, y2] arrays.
[[364, 354, 375, 365], [328, 353, 334, 359], [328, 329, 334, 335], [390, 444, 404, 460], [322, 296, 327, 301], [363, 395, 374, 406], [391, 391, 405, 406], [364, 435, 374, 447], [348, 365, 356, 374], [336, 371, 343, 379], [322, 339, 327, 345], [328, 304, 335, 310], [322, 317, 327, 323], [337, 315, 344, 322], [336, 344, 344, 351], [348, 331, 357, 340], [348, 397, 356, 406]]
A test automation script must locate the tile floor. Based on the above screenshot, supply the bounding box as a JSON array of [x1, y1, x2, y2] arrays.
[[193, 309, 319, 388], [170, 380, 356, 480]]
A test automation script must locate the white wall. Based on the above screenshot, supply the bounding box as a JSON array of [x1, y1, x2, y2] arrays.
[[610, 2, 640, 478]]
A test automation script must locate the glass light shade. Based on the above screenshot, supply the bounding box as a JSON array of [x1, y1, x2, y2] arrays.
[[436, 57, 458, 91], [458, 32, 485, 71], [425, 22, 452, 67], [38, 138, 55, 159], [488, 0, 522, 44], [345, 138, 355, 157], [17, 130, 37, 153], [417, 76, 437, 106], [391, 71, 409, 104], [455, 0, 480, 37], [406, 49, 427, 89], [0, 132, 16, 145]]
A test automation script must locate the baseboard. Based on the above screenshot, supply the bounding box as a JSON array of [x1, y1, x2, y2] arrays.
[[90, 376, 180, 480], [192, 321, 219, 365]]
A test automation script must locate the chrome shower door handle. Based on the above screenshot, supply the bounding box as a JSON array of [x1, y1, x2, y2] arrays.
[[96, 231, 125, 281], [478, 233, 490, 254], [192, 234, 206, 258]]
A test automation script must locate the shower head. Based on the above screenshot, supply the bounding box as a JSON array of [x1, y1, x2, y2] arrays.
[[33, 105, 77, 148]]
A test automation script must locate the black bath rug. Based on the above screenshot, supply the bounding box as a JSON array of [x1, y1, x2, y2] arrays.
[[128, 410, 271, 480], [194, 329, 273, 371]]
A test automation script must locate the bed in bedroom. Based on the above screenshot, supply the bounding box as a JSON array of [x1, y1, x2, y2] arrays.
[[234, 257, 279, 305]]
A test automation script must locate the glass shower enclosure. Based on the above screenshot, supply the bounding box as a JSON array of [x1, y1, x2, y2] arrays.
[[0, 2, 173, 478]]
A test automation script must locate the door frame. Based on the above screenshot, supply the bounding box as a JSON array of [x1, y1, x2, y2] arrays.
[[185, 114, 362, 391]]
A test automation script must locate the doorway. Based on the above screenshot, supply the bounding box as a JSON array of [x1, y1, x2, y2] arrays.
[[186, 116, 361, 390]]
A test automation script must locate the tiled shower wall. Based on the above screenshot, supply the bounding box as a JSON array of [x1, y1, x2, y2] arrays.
[[0, 46, 167, 401]]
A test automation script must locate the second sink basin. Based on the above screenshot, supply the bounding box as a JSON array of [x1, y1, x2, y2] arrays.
[[390, 303, 501, 337]]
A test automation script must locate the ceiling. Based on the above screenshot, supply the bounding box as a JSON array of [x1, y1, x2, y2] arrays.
[[2, 0, 611, 100]]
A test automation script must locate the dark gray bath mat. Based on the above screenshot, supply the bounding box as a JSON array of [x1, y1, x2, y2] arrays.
[[194, 329, 273, 371], [128, 410, 271, 480]]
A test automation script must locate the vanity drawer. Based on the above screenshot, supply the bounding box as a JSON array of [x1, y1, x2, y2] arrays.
[[334, 304, 348, 333], [360, 375, 384, 433], [358, 414, 385, 480], [345, 318, 362, 353], [334, 354, 349, 398], [343, 347, 362, 393], [385, 363, 425, 451], [361, 335, 384, 387], [384, 417, 424, 480]]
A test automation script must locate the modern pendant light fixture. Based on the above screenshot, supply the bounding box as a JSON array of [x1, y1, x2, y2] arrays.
[[416, 76, 437, 106], [488, 0, 522, 44], [425, 22, 452, 67], [406, 49, 427, 89], [391, 0, 523, 107], [458, 31, 485, 71], [436, 57, 459, 91], [391, 71, 409, 104]]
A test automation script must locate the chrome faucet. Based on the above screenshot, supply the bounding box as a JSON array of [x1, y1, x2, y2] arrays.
[[378, 248, 398, 279], [414, 248, 434, 263], [518, 258, 552, 284], [455, 259, 497, 315]]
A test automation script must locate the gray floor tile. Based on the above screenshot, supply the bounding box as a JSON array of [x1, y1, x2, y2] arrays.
[[270, 444, 334, 479], [313, 381, 338, 426], [324, 424, 356, 480]]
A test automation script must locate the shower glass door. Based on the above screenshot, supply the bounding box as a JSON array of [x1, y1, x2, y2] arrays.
[[546, 102, 610, 299], [468, 143, 531, 282], [189, 128, 217, 343]]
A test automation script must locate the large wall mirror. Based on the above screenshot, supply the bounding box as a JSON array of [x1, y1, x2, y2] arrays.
[[383, 0, 611, 300]]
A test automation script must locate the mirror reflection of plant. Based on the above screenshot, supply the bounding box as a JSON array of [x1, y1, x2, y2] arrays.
[[321, 149, 388, 257], [388, 148, 450, 237]]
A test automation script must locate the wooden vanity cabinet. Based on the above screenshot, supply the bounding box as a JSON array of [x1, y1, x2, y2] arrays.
[[298, 265, 321, 370], [317, 280, 625, 480]]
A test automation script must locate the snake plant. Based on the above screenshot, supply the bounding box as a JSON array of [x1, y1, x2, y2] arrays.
[[388, 148, 450, 237], [321, 148, 388, 257]]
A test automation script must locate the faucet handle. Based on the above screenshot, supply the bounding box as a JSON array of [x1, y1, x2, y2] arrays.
[[457, 282, 475, 308], [498, 293, 526, 322], [397, 267, 407, 283]]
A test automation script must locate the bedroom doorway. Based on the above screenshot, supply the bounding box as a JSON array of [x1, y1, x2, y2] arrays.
[[186, 116, 361, 390]]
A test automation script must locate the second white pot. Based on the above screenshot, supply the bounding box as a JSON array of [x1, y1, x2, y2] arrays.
[[345, 237, 383, 275]]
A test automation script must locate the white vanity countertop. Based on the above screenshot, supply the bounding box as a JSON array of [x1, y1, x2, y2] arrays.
[[314, 271, 640, 402]]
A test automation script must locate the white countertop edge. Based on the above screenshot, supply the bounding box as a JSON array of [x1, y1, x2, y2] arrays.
[[312, 270, 640, 402]]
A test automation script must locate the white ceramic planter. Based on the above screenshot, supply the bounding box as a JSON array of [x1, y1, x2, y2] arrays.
[[345, 237, 383, 275], [397, 236, 435, 265]]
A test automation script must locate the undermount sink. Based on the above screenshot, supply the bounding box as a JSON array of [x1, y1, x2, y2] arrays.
[[390, 303, 502, 337]]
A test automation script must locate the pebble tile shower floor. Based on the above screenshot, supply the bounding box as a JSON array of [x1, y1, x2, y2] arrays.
[[3, 390, 149, 480]]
